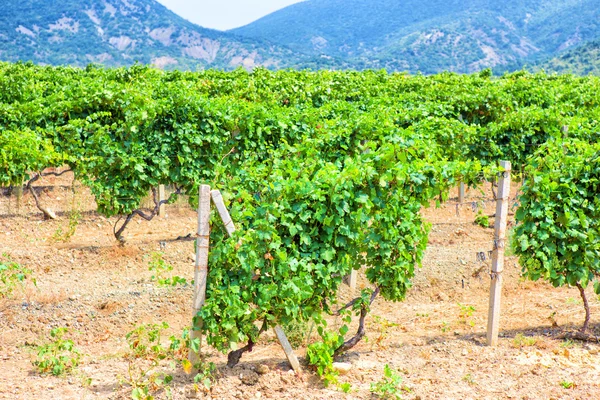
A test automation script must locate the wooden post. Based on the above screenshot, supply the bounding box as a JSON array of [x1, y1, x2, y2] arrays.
[[458, 182, 465, 204], [189, 185, 211, 366], [210, 190, 236, 237], [210, 189, 302, 373], [274, 326, 301, 372], [346, 270, 358, 290], [486, 161, 511, 346], [158, 185, 166, 217], [14, 184, 23, 215]]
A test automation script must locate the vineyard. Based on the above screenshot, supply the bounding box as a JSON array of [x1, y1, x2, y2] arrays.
[[1, 62, 600, 399]]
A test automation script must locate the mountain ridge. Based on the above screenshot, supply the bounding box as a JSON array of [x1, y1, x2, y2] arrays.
[[2, 0, 600, 74], [232, 0, 600, 73], [0, 0, 307, 69]]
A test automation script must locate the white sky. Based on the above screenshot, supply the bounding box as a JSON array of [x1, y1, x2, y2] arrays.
[[155, 0, 304, 31]]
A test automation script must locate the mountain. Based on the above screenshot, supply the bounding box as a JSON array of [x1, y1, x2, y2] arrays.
[[0, 0, 308, 69], [536, 40, 600, 75], [3, 0, 600, 73], [232, 0, 600, 74]]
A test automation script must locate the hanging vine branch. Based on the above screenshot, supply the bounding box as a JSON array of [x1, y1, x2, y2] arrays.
[[25, 169, 73, 220], [334, 286, 380, 357], [113, 186, 183, 242]]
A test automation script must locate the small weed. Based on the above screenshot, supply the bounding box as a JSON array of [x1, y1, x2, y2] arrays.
[[33, 327, 81, 376], [148, 253, 188, 287], [190, 360, 218, 394], [174, 329, 218, 394], [440, 321, 450, 333], [121, 323, 217, 399], [53, 204, 81, 242], [0, 254, 36, 298], [339, 382, 352, 393], [371, 315, 399, 349], [306, 325, 345, 387], [52, 183, 82, 242], [511, 333, 538, 348], [474, 211, 491, 228], [565, 297, 582, 305], [463, 373, 476, 385], [122, 322, 174, 398], [561, 339, 575, 348], [560, 380, 575, 389], [52, 210, 80, 242], [547, 311, 559, 327], [370, 364, 405, 399], [457, 303, 476, 327]]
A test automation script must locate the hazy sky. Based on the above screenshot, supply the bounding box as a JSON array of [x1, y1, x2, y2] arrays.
[[155, 0, 304, 31]]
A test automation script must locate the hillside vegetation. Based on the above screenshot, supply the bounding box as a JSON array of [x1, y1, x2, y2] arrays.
[[3, 0, 600, 73], [232, 0, 600, 73], [0, 0, 307, 69], [537, 40, 600, 76]]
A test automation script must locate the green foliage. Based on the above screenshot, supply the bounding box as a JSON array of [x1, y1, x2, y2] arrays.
[[474, 211, 491, 228], [306, 326, 344, 387], [233, 0, 600, 74], [0, 129, 64, 186], [191, 360, 218, 394], [370, 364, 405, 399], [123, 322, 174, 399], [370, 315, 399, 349], [4, 63, 600, 359], [511, 333, 538, 348], [560, 380, 575, 389], [0, 0, 306, 70], [339, 382, 352, 393], [513, 139, 600, 297], [282, 319, 312, 350], [0, 254, 36, 298], [122, 323, 217, 399], [457, 303, 477, 327], [148, 252, 188, 287], [52, 186, 82, 242], [537, 39, 600, 76], [33, 327, 81, 376]]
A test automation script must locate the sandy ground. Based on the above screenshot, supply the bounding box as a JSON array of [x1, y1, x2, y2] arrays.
[[0, 173, 599, 399]]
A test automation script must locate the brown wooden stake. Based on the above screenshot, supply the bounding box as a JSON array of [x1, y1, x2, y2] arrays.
[[158, 185, 166, 217], [189, 184, 211, 367], [210, 189, 302, 373], [487, 161, 511, 346]]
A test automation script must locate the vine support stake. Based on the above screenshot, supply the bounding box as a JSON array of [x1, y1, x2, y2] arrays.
[[274, 326, 301, 373], [459, 182, 465, 203], [14, 184, 23, 215], [189, 184, 211, 368], [211, 189, 302, 373], [158, 185, 166, 217], [486, 161, 511, 346], [346, 270, 358, 290]]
